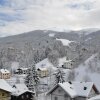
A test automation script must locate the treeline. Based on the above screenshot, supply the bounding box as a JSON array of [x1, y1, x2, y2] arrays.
[[0, 40, 66, 68]]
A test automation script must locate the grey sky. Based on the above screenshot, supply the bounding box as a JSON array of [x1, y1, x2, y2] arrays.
[[0, 0, 100, 36]]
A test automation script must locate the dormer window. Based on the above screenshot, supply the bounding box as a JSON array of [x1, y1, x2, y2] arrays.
[[13, 85, 16, 88], [69, 81, 72, 84], [84, 87, 87, 90]]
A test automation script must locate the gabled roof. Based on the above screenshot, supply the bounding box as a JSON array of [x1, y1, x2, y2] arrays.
[[35, 57, 67, 70], [0, 79, 14, 92], [0, 69, 10, 73], [37, 67, 48, 71], [18, 68, 29, 71], [12, 83, 34, 96], [36, 58, 54, 68], [47, 82, 98, 98], [88, 95, 100, 100]]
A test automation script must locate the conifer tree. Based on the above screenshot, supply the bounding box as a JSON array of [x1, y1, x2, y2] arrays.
[[25, 63, 40, 95], [54, 69, 65, 85], [25, 67, 34, 91]]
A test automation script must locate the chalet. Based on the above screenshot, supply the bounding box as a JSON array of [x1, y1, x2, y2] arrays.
[[15, 68, 29, 75], [37, 67, 49, 78], [11, 83, 35, 100], [35, 58, 54, 71], [0, 69, 11, 79], [47, 82, 99, 100], [0, 79, 14, 100], [62, 60, 74, 69]]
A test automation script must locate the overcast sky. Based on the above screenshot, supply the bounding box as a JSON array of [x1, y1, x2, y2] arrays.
[[0, 0, 100, 37]]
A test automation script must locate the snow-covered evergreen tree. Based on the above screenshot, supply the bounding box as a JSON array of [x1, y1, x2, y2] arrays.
[[25, 67, 34, 91], [54, 69, 65, 85], [32, 64, 40, 97], [25, 63, 40, 94], [32, 64, 40, 85]]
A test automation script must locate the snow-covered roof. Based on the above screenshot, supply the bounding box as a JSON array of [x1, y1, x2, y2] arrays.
[[88, 95, 100, 100], [37, 67, 48, 71], [56, 38, 74, 46], [0, 79, 14, 92], [35, 58, 57, 70], [58, 57, 67, 67], [12, 83, 34, 96], [64, 60, 73, 63], [47, 82, 97, 98], [36, 57, 67, 69], [49, 33, 55, 37], [18, 68, 29, 70], [74, 54, 100, 92], [0, 69, 10, 73]]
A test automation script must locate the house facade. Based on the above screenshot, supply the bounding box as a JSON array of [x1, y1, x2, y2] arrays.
[[15, 68, 29, 75], [0, 69, 11, 79], [62, 60, 74, 69], [0, 89, 11, 100], [37, 67, 48, 77], [0, 79, 13, 100], [47, 82, 99, 100], [11, 83, 35, 100], [11, 91, 34, 100]]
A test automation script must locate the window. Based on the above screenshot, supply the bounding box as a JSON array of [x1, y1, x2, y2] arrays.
[[26, 95, 29, 98], [21, 95, 24, 99], [55, 97, 58, 100], [67, 97, 70, 100], [64, 94, 68, 98], [58, 89, 61, 93], [2, 93, 5, 96]]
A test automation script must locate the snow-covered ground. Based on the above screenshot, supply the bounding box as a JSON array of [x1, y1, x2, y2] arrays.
[[56, 38, 74, 46], [6, 75, 26, 86], [75, 54, 100, 91], [48, 33, 55, 37]]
